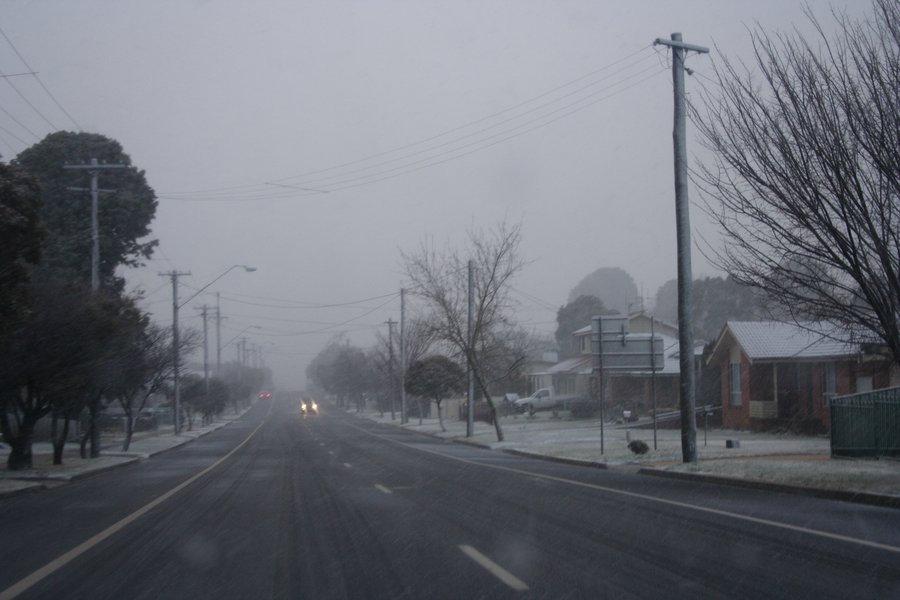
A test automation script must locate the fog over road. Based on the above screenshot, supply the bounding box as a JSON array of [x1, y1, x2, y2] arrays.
[[2, 396, 899, 599]]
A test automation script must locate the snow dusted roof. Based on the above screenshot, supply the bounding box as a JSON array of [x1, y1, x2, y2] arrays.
[[720, 321, 858, 361], [543, 355, 592, 375]]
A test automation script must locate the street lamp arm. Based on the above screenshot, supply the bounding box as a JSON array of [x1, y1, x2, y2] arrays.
[[178, 264, 256, 309]]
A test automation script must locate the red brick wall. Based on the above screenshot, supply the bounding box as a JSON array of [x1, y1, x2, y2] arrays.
[[720, 354, 751, 429]]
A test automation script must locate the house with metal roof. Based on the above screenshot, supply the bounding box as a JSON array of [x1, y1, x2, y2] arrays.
[[707, 321, 896, 431], [528, 313, 693, 416]]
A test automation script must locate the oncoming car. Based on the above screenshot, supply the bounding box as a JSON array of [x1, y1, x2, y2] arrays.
[[300, 398, 319, 415]]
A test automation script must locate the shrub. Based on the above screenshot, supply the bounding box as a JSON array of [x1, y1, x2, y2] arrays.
[[628, 439, 650, 455]]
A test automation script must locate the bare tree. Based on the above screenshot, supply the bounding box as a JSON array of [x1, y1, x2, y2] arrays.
[[694, 0, 900, 364], [370, 314, 438, 418], [401, 221, 526, 441], [108, 324, 199, 451]]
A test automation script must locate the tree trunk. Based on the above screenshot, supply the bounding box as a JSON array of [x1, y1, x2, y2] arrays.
[[89, 402, 101, 458], [2, 398, 46, 470], [79, 410, 90, 459], [436, 399, 446, 432], [122, 415, 134, 452], [51, 411, 72, 465], [6, 426, 35, 470], [469, 357, 504, 442]]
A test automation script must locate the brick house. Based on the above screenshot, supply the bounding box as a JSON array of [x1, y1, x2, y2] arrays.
[[707, 321, 896, 432], [529, 313, 692, 415]]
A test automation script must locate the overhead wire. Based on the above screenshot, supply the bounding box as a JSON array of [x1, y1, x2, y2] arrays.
[[305, 66, 667, 194], [0, 26, 81, 131], [0, 63, 57, 131], [214, 289, 400, 309], [159, 46, 654, 201], [0, 101, 38, 140], [271, 54, 662, 190], [179, 286, 400, 310], [220, 293, 398, 337], [158, 46, 665, 202], [274, 45, 655, 186]]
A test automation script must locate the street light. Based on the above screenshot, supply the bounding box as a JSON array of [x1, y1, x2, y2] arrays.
[[165, 264, 256, 435], [179, 264, 256, 310]]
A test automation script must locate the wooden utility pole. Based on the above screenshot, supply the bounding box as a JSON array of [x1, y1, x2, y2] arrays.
[[466, 260, 475, 438], [654, 32, 709, 463], [159, 270, 191, 434], [196, 305, 209, 392], [386, 318, 397, 420], [64, 158, 126, 292], [400, 288, 407, 425]]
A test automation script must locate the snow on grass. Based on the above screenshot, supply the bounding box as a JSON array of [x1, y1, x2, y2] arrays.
[[356, 408, 900, 497]]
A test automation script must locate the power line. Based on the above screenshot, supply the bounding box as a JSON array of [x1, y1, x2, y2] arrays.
[[158, 46, 663, 202], [162, 65, 663, 201], [0, 101, 39, 140], [158, 65, 663, 202], [326, 69, 665, 193], [0, 121, 29, 146], [0, 26, 81, 130], [0, 63, 57, 131], [271, 46, 658, 186], [284, 63, 664, 192], [510, 286, 560, 311], [179, 286, 400, 309], [219, 294, 396, 337], [213, 289, 400, 309]]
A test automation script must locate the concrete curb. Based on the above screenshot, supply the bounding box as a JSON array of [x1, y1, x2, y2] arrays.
[[360, 414, 900, 510], [449, 437, 493, 450], [502, 448, 609, 469], [639, 467, 900, 509], [0, 481, 47, 498]]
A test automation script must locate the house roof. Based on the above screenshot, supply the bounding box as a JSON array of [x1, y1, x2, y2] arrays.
[[531, 334, 684, 377], [544, 355, 592, 375], [572, 314, 680, 337], [711, 321, 858, 363]]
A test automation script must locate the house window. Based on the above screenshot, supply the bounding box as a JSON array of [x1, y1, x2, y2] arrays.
[[729, 362, 742, 406], [822, 363, 836, 406]]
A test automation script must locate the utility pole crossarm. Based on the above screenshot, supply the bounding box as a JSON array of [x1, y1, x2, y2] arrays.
[[653, 38, 709, 55], [64, 158, 127, 292]]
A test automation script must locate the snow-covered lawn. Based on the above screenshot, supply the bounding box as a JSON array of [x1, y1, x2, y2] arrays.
[[359, 409, 900, 497]]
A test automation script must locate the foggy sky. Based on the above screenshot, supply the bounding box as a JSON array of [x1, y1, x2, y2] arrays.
[[0, 0, 870, 389]]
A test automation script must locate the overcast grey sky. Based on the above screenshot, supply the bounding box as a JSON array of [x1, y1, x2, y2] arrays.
[[0, 0, 870, 389]]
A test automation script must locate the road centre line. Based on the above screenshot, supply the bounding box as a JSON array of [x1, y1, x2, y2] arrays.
[[343, 462, 352, 468], [375, 484, 392, 494], [344, 420, 900, 556], [459, 544, 529, 592], [0, 402, 273, 600]]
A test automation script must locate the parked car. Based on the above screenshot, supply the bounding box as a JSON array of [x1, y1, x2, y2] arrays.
[[512, 388, 583, 415]]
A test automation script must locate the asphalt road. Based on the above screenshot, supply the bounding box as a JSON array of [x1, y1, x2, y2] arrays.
[[1, 395, 899, 599]]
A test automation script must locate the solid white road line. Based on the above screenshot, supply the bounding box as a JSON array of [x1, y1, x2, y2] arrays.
[[375, 484, 392, 494], [344, 420, 900, 556], [459, 544, 529, 592], [0, 401, 273, 600]]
